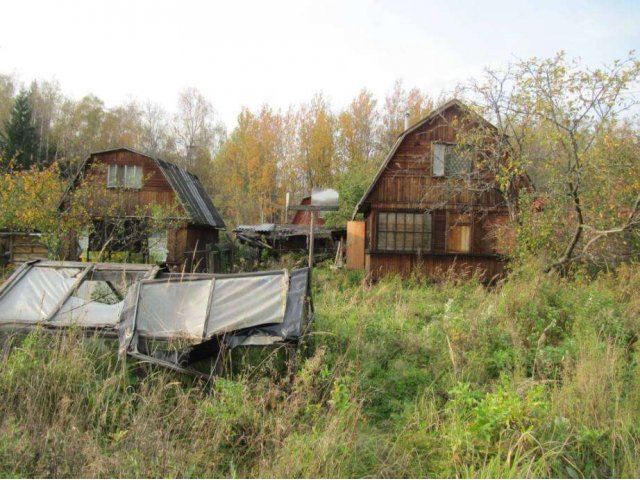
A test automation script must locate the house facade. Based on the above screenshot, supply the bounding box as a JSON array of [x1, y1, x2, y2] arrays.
[[60, 147, 225, 271], [350, 100, 511, 281]]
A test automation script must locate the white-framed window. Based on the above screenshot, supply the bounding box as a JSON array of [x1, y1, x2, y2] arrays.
[[107, 164, 143, 189], [377, 211, 432, 252], [432, 142, 473, 177]]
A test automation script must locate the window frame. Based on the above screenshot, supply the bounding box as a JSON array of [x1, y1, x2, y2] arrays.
[[106, 164, 143, 190], [431, 142, 473, 178], [375, 210, 432, 253]]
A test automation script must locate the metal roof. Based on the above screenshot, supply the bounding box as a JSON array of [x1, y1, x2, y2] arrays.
[[154, 158, 225, 228]]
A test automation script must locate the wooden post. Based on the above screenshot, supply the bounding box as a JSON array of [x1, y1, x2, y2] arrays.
[[308, 211, 315, 268]]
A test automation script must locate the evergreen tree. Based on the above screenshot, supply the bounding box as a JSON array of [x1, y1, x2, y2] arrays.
[[1, 89, 38, 169]]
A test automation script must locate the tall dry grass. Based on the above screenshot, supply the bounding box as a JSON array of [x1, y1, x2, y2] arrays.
[[0, 260, 639, 477]]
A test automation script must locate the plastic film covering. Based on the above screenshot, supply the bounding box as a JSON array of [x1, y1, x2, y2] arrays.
[[225, 268, 309, 347], [52, 280, 123, 327], [206, 272, 287, 336], [0, 266, 83, 323], [135, 279, 212, 339]]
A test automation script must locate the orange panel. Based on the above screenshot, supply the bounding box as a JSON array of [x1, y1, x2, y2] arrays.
[[346, 221, 365, 270]]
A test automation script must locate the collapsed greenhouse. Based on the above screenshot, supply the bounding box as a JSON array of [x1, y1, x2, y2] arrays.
[[0, 260, 313, 377]]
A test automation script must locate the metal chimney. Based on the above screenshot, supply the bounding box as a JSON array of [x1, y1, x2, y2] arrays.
[[404, 111, 410, 131]]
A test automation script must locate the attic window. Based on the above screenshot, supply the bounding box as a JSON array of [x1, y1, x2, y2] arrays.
[[107, 164, 143, 189], [432, 143, 473, 177]]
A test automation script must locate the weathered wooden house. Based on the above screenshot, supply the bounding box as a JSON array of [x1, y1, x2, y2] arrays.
[[349, 99, 515, 281], [59, 147, 225, 270]]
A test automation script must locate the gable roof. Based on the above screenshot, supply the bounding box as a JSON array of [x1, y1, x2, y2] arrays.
[[60, 147, 226, 229], [352, 99, 494, 218]]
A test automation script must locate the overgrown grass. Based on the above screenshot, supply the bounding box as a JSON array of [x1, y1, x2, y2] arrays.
[[1, 261, 640, 477]]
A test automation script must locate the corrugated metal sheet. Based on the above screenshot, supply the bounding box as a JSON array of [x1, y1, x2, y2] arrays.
[[155, 158, 225, 228]]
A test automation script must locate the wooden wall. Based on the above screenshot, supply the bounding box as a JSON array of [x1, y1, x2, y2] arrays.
[[167, 226, 219, 271], [367, 252, 505, 282], [80, 150, 179, 216], [0, 234, 48, 264]]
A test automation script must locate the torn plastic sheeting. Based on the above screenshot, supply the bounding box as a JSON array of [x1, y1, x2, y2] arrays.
[[0, 260, 312, 377], [0, 261, 157, 330], [126, 270, 289, 343], [135, 279, 212, 339], [224, 268, 310, 348], [0, 266, 84, 324]]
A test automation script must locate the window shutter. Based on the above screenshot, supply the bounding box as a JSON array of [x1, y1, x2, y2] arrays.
[[432, 144, 445, 177], [432, 210, 446, 252]]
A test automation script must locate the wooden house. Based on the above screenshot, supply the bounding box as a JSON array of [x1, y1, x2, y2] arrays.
[[349, 99, 514, 281], [59, 147, 226, 271]]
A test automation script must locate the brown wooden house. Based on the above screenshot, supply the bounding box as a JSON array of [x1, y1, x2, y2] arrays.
[[59, 147, 225, 270], [349, 99, 514, 281]]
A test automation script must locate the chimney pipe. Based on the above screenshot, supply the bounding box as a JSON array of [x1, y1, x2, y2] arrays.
[[404, 111, 410, 131]]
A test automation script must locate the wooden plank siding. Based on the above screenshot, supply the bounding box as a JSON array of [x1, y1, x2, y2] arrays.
[[357, 101, 509, 281], [81, 150, 179, 217]]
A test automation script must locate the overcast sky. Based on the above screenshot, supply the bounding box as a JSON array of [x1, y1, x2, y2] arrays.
[[1, 0, 638, 128]]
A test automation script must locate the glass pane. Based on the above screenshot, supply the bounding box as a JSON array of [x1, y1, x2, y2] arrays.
[[125, 165, 136, 188], [388, 213, 396, 232], [424, 213, 432, 234], [396, 213, 404, 232], [433, 144, 445, 176], [413, 213, 422, 232], [378, 212, 387, 231], [386, 232, 395, 250], [405, 231, 414, 251], [135, 166, 143, 188], [378, 229, 386, 250], [393, 232, 401, 251], [107, 164, 117, 187]]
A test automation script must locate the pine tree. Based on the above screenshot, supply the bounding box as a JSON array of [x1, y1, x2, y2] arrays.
[[1, 89, 39, 169]]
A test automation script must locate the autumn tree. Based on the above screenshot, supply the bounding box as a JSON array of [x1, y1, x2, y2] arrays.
[[212, 106, 289, 224], [296, 93, 336, 190], [172, 88, 225, 180], [462, 52, 640, 271], [379, 80, 433, 152]]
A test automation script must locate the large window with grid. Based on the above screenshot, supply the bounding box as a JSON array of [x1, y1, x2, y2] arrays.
[[376, 212, 432, 252]]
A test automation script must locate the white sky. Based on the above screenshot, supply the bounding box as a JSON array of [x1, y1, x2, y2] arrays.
[[1, 0, 638, 128]]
